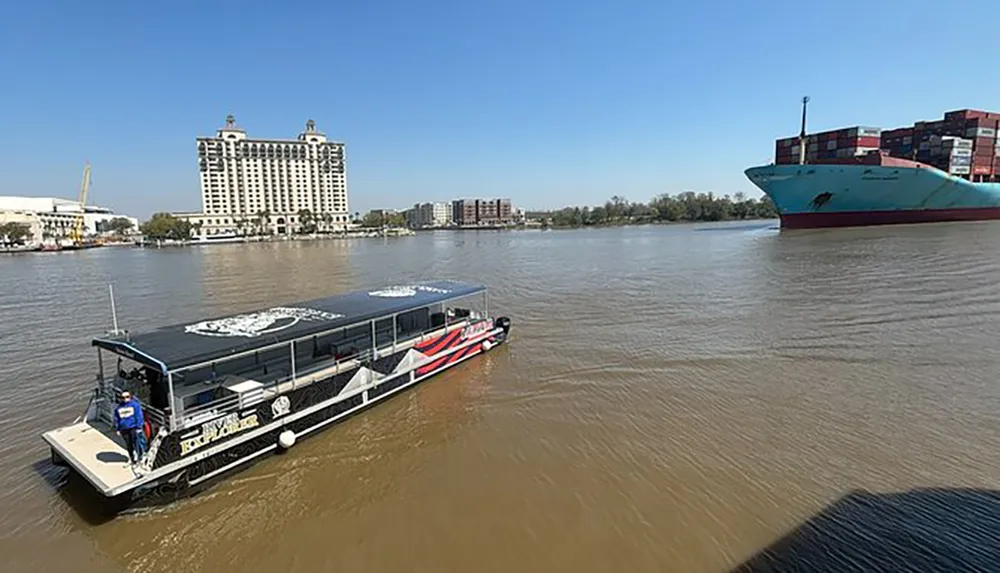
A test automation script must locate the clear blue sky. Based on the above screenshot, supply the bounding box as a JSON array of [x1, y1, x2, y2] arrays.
[[2, 0, 998, 219]]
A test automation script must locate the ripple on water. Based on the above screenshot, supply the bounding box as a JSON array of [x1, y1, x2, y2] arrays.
[[3, 225, 1000, 572]]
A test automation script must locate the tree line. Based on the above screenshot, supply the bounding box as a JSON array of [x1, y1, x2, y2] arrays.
[[0, 217, 135, 246], [137, 209, 378, 241], [532, 192, 778, 228]]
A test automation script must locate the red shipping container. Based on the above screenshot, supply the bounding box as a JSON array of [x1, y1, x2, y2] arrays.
[[945, 109, 990, 121], [966, 117, 1000, 129], [973, 165, 991, 175], [837, 136, 880, 148]]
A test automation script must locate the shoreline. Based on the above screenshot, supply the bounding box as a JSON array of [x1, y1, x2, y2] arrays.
[[3, 219, 781, 254]]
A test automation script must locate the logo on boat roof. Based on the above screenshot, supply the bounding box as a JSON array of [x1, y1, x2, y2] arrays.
[[367, 285, 452, 298], [184, 307, 343, 338]]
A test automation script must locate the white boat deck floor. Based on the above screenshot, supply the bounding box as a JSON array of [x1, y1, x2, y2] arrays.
[[43, 420, 137, 495]]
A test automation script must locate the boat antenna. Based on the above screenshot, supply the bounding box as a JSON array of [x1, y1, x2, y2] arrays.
[[799, 95, 810, 165], [109, 284, 120, 335]]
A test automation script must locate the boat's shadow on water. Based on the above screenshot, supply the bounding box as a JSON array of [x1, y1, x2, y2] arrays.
[[31, 459, 120, 526], [731, 487, 1000, 573]]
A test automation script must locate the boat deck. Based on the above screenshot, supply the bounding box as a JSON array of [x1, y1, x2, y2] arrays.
[[43, 420, 138, 496]]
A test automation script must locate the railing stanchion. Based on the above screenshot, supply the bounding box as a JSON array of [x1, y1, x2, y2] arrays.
[[290, 341, 297, 391]]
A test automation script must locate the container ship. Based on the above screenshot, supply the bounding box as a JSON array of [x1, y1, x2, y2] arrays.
[[745, 107, 1000, 229]]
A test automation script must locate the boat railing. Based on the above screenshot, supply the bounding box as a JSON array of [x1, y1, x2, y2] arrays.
[[178, 392, 243, 427], [166, 318, 480, 430], [95, 380, 169, 431], [171, 346, 375, 428]]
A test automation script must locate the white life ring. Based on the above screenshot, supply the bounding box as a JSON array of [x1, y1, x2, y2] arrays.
[[482, 339, 493, 351]]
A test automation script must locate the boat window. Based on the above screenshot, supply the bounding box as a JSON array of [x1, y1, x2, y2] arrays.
[[374, 317, 394, 349], [112, 355, 155, 404], [396, 306, 431, 338], [177, 343, 294, 389]]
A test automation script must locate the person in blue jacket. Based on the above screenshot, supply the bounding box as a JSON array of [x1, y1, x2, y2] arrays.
[[114, 391, 147, 464]]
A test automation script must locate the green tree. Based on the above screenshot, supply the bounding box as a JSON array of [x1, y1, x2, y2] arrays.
[[362, 211, 384, 228], [0, 222, 32, 245], [100, 217, 134, 235], [254, 210, 271, 235], [538, 192, 777, 228], [139, 213, 193, 240], [386, 212, 406, 228], [297, 209, 315, 234]]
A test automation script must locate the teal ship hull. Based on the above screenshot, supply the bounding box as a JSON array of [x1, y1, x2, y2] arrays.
[[745, 163, 1000, 229]]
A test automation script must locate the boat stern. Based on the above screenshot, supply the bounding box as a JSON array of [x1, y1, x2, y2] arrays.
[[42, 420, 144, 497]]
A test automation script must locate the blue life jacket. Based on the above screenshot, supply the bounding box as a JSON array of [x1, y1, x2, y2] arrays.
[[114, 398, 145, 431]]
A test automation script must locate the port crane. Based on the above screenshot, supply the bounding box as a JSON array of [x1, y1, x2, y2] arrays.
[[69, 162, 91, 245]]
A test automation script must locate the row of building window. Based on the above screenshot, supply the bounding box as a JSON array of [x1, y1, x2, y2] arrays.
[[197, 214, 351, 225], [198, 145, 343, 160]]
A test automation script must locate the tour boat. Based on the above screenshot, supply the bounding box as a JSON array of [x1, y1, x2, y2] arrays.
[[43, 280, 511, 509]]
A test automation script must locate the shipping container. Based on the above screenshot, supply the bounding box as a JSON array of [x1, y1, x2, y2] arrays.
[[973, 165, 991, 175], [951, 165, 971, 174], [965, 127, 997, 138], [945, 109, 990, 121], [845, 127, 881, 138], [951, 148, 973, 157], [963, 117, 1000, 130], [942, 136, 974, 149]]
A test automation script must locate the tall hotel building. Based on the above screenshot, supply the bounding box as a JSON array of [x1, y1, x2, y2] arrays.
[[189, 115, 350, 236]]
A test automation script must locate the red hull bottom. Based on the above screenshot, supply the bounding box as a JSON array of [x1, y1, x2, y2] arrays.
[[781, 207, 1000, 230]]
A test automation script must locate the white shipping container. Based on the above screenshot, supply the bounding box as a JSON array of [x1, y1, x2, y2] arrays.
[[951, 165, 971, 174], [951, 148, 973, 157], [965, 127, 997, 138], [853, 147, 879, 156], [943, 137, 974, 149], [848, 127, 882, 138]]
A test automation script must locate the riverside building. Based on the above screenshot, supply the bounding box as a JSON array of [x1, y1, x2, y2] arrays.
[[186, 115, 350, 237]]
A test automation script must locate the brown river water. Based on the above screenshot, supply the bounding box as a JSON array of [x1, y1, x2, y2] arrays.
[[2, 221, 1000, 572]]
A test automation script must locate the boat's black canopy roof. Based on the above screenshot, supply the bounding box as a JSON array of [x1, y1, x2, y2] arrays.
[[93, 280, 485, 373]]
